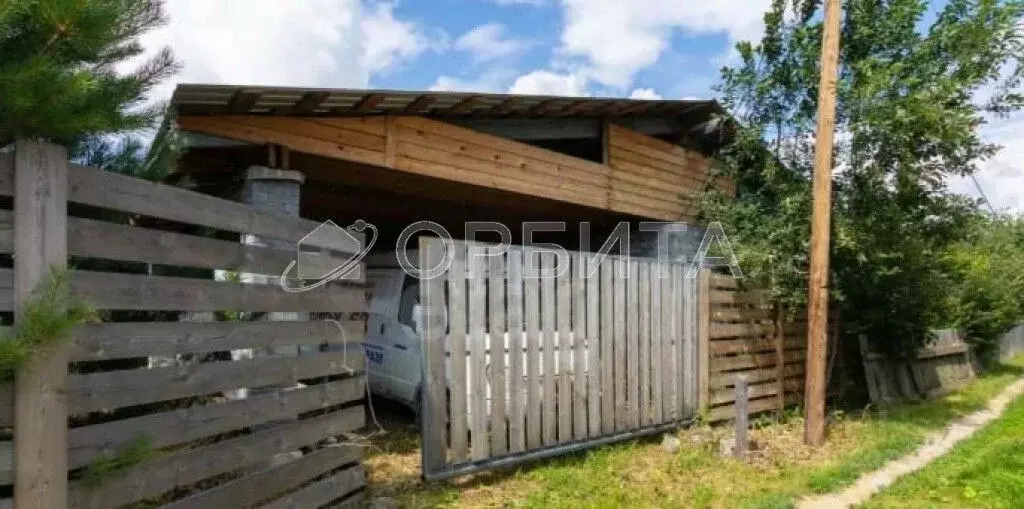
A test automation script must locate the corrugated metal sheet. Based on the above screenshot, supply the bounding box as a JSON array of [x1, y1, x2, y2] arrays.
[[170, 84, 719, 120]]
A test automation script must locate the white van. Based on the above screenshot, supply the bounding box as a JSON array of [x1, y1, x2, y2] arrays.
[[363, 260, 426, 411]]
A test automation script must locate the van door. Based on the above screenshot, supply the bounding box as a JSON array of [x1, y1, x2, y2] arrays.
[[390, 274, 424, 403], [364, 270, 401, 398]]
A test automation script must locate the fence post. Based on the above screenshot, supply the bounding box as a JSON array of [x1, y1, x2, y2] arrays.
[[13, 139, 69, 509], [734, 374, 748, 460], [419, 238, 447, 478], [697, 270, 710, 412], [775, 301, 785, 416]]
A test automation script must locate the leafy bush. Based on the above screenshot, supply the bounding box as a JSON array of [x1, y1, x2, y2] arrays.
[[942, 216, 1024, 359]]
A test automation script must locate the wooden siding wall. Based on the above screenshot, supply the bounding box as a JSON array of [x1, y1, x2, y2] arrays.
[[419, 239, 700, 477], [0, 152, 368, 509], [177, 115, 721, 221], [606, 124, 732, 222], [702, 274, 806, 421]]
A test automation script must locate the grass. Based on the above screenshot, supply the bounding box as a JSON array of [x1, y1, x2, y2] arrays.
[[862, 379, 1024, 508], [365, 355, 1024, 508]]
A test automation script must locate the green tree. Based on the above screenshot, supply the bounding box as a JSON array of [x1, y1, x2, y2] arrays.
[[942, 215, 1024, 358], [0, 0, 178, 148], [703, 0, 1024, 356]]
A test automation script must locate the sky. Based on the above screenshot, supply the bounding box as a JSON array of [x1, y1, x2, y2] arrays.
[[134, 0, 1021, 212]]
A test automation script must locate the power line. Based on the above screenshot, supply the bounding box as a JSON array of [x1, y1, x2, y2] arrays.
[[969, 173, 997, 215]]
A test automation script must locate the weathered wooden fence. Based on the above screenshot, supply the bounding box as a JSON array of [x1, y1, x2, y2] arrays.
[[419, 240, 699, 479], [700, 274, 807, 421], [998, 324, 1024, 362], [859, 329, 977, 404], [0, 140, 367, 508]]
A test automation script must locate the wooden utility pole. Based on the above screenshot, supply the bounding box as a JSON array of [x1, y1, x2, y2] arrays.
[[805, 0, 843, 446]]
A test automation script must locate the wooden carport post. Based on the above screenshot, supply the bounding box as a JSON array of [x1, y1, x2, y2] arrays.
[[13, 140, 69, 509]]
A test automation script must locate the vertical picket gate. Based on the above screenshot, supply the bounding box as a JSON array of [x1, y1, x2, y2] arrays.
[[419, 239, 699, 479]]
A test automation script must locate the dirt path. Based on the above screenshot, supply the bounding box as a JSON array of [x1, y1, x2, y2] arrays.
[[798, 378, 1024, 509]]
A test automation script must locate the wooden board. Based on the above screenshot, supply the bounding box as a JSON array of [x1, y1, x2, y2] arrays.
[[468, 252, 489, 460], [176, 115, 385, 168], [69, 270, 364, 312], [68, 407, 364, 509], [710, 364, 805, 389], [67, 164, 362, 255], [68, 376, 363, 469], [70, 320, 364, 361], [58, 213, 363, 283], [710, 336, 804, 355], [661, 262, 677, 420], [541, 252, 557, 445], [612, 258, 627, 431], [709, 392, 802, 422], [447, 244, 469, 463], [711, 350, 807, 373], [506, 248, 526, 453], [162, 444, 362, 509], [68, 352, 364, 414], [651, 265, 664, 422], [13, 140, 69, 509], [394, 142, 608, 210], [698, 271, 711, 410], [257, 465, 364, 509], [525, 249, 542, 449], [557, 255, 572, 442], [639, 263, 652, 426], [488, 248, 509, 455], [626, 260, 640, 429], [571, 253, 588, 440], [683, 272, 698, 415], [585, 255, 601, 436], [599, 258, 614, 434], [675, 265, 687, 418]]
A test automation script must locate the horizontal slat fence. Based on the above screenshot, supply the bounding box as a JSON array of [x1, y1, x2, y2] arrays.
[[0, 144, 367, 508], [702, 274, 806, 421], [420, 239, 698, 478]]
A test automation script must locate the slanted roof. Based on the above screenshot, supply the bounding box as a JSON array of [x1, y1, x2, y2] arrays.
[[170, 83, 722, 121]]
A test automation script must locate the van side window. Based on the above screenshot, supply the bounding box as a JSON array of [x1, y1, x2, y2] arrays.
[[397, 276, 420, 328]]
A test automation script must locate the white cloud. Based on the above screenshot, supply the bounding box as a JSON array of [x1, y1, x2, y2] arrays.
[[508, 70, 589, 96], [629, 87, 662, 99], [950, 112, 1024, 213], [359, 3, 434, 75], [128, 0, 438, 104], [429, 68, 518, 93], [454, 23, 524, 63], [557, 0, 769, 88]]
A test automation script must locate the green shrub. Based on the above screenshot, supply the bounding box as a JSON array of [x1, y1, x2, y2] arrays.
[[0, 267, 98, 381]]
